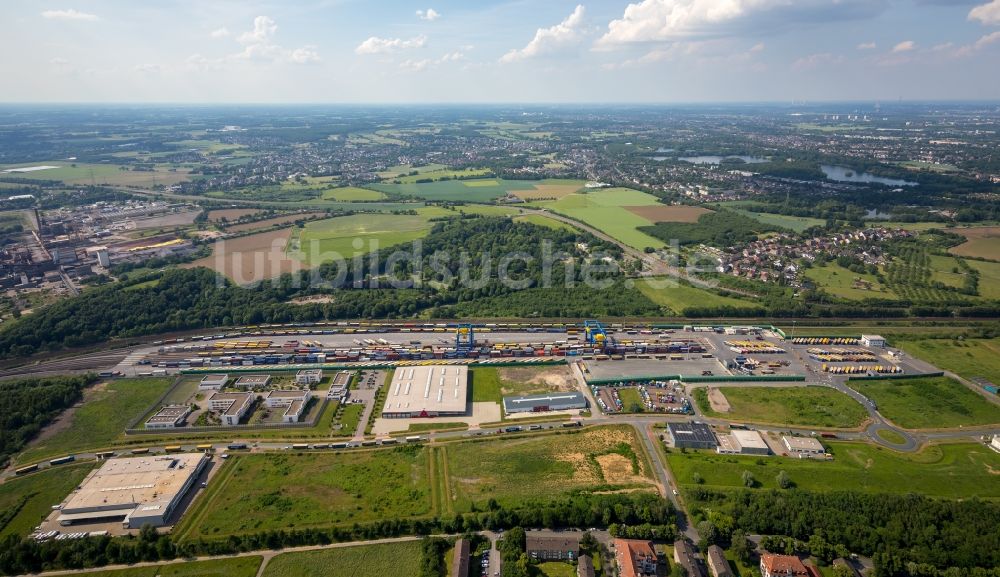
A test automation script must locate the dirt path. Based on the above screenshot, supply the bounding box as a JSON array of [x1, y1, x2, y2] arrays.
[[707, 387, 731, 413]]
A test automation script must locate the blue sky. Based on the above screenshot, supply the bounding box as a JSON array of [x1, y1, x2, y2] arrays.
[[3, 0, 1000, 103]]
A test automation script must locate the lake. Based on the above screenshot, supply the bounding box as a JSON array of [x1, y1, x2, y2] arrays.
[[821, 165, 918, 187], [679, 155, 769, 165]]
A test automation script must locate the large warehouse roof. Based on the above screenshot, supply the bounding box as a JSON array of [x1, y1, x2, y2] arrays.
[[382, 365, 468, 416], [503, 391, 587, 413]]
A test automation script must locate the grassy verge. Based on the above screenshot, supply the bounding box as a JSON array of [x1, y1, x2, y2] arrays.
[[850, 376, 1000, 429], [70, 557, 262, 577], [665, 442, 1000, 498], [263, 541, 422, 577], [693, 385, 868, 429], [0, 463, 95, 539]]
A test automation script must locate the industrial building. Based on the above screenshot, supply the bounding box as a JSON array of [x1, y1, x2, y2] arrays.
[[782, 436, 825, 455], [295, 369, 323, 385], [57, 453, 208, 529], [503, 391, 588, 414], [199, 374, 229, 389], [860, 334, 886, 348], [615, 539, 658, 577], [264, 389, 312, 423], [667, 422, 718, 449], [526, 531, 581, 560], [207, 392, 253, 426], [381, 365, 468, 418], [717, 430, 771, 455], [234, 374, 272, 389], [144, 405, 191, 429]]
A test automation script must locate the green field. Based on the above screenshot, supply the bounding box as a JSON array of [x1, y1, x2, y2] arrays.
[[896, 337, 1000, 384], [443, 426, 656, 510], [390, 167, 493, 184], [0, 464, 95, 539], [0, 162, 190, 187], [618, 387, 645, 412], [635, 278, 758, 314], [175, 447, 431, 539], [514, 214, 576, 231], [528, 187, 667, 250], [804, 264, 897, 300], [897, 160, 960, 173], [321, 187, 386, 201], [291, 210, 442, 264], [694, 386, 868, 429], [536, 562, 578, 577], [667, 442, 1000, 498], [16, 378, 174, 464], [850, 376, 1000, 429], [729, 208, 825, 232], [370, 178, 536, 203], [72, 557, 262, 577], [263, 541, 422, 577], [468, 367, 503, 403], [967, 259, 1000, 299], [470, 366, 574, 405]]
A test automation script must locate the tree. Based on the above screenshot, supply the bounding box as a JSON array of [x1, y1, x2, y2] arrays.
[[776, 470, 792, 489], [742, 470, 756, 488], [692, 472, 704, 484], [731, 530, 753, 564]]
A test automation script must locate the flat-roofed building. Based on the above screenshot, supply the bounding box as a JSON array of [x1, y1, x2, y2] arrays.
[[860, 334, 886, 348], [145, 405, 191, 429], [199, 374, 228, 389], [707, 545, 734, 577], [264, 389, 312, 423], [207, 392, 253, 426], [382, 365, 468, 419], [717, 430, 770, 455], [234, 374, 272, 389], [782, 436, 825, 455], [503, 391, 588, 414], [668, 422, 718, 449], [526, 530, 581, 561], [295, 369, 323, 385], [57, 453, 208, 529], [674, 540, 705, 577]]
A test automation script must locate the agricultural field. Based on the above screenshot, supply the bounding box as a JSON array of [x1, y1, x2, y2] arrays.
[[175, 446, 432, 539], [693, 386, 868, 429], [0, 162, 191, 187], [321, 186, 386, 201], [73, 557, 262, 577], [443, 426, 657, 510], [897, 160, 961, 173], [635, 278, 759, 314], [376, 163, 447, 179], [263, 541, 422, 577], [187, 227, 301, 283], [895, 337, 1000, 384], [0, 464, 95, 539], [947, 226, 1000, 260], [667, 442, 1000, 498], [225, 212, 325, 234], [16, 378, 174, 465], [389, 167, 493, 184], [369, 178, 536, 203], [528, 187, 670, 250], [508, 179, 586, 201], [729, 208, 826, 233], [967, 259, 1000, 299], [290, 210, 445, 265], [850, 376, 1000, 429], [625, 205, 713, 223], [804, 264, 897, 300]]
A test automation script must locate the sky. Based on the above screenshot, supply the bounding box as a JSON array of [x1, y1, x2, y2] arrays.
[[3, 0, 1000, 103]]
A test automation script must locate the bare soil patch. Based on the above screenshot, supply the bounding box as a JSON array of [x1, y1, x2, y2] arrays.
[[185, 228, 305, 283], [289, 295, 336, 305], [595, 453, 650, 485], [131, 210, 201, 228], [207, 209, 262, 222], [708, 387, 731, 413], [498, 365, 575, 394], [625, 205, 713, 223]]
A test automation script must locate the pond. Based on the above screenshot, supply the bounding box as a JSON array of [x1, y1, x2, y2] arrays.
[[679, 155, 769, 165]]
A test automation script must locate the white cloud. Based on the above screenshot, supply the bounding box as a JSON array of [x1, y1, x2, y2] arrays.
[[749, 42, 764, 53], [792, 52, 843, 70], [355, 35, 427, 55], [134, 63, 160, 73], [857, 41, 877, 50], [595, 0, 883, 48], [416, 8, 441, 21], [41, 9, 99, 21], [193, 16, 321, 66], [210, 27, 230, 39], [970, 0, 1000, 25], [238, 16, 277, 45], [290, 47, 321, 64], [500, 4, 586, 63], [892, 40, 916, 53], [400, 59, 433, 71]]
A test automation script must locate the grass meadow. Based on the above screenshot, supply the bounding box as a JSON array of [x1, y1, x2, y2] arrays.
[[693, 386, 868, 429], [263, 541, 422, 577], [850, 376, 1000, 429], [0, 464, 95, 539]]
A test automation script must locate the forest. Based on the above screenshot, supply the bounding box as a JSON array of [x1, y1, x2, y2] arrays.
[[639, 210, 783, 247], [0, 375, 95, 467]]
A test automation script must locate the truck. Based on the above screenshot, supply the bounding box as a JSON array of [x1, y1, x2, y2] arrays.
[[227, 443, 248, 450]]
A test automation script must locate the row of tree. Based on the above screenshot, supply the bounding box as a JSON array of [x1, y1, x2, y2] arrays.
[[0, 375, 95, 467]]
